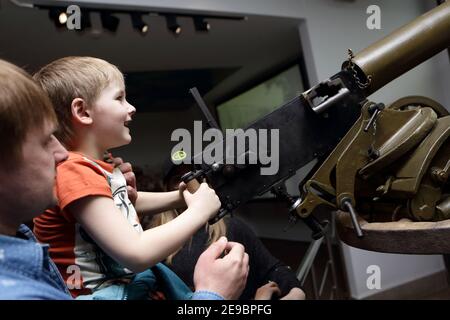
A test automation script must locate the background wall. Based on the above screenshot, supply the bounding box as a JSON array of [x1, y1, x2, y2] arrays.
[[5, 0, 450, 299]]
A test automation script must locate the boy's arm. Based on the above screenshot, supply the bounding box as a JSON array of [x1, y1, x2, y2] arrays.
[[68, 183, 219, 273], [135, 190, 185, 217], [109, 156, 184, 216]]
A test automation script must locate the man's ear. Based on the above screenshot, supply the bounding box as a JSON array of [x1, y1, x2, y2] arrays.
[[71, 98, 92, 125]]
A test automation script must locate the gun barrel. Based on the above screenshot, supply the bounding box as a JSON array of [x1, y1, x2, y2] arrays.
[[343, 1, 450, 95]]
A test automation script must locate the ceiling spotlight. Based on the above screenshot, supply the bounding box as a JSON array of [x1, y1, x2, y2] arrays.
[[131, 13, 148, 34], [48, 7, 67, 28], [100, 12, 120, 32], [58, 12, 68, 24], [166, 15, 181, 35], [193, 16, 210, 32]]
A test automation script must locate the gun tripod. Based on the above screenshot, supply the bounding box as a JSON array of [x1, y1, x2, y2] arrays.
[[270, 185, 340, 299], [295, 215, 340, 299]]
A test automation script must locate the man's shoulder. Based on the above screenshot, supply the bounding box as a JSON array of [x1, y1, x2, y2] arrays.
[[0, 273, 71, 300]]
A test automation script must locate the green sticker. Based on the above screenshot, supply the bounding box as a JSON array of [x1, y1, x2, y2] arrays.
[[171, 150, 187, 162]]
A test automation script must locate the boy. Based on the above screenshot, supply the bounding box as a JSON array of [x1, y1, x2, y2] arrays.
[[33, 57, 248, 299]]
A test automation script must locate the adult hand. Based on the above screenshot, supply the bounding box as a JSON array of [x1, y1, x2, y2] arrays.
[[254, 281, 281, 300], [193, 237, 249, 300], [280, 287, 306, 300], [111, 156, 138, 206]]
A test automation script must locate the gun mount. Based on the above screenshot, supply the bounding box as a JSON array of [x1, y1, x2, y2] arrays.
[[181, 2, 450, 254]]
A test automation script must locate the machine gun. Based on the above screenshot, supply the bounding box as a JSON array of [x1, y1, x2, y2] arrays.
[[181, 2, 450, 254]]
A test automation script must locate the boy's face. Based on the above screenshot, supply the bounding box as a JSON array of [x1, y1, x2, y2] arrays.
[[0, 121, 68, 226], [91, 81, 136, 150]]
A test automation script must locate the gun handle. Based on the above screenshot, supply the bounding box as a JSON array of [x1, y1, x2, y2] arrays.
[[181, 171, 229, 224], [209, 208, 229, 225], [185, 178, 201, 193], [181, 171, 202, 193]]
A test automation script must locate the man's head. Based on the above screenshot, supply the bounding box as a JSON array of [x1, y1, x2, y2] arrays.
[[33, 56, 135, 150], [162, 150, 194, 191], [163, 159, 194, 192], [166, 164, 193, 192], [0, 59, 68, 234]]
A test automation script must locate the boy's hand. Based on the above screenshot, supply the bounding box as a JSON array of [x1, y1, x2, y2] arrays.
[[111, 156, 138, 206], [193, 237, 249, 299], [177, 182, 187, 207], [254, 281, 281, 300], [182, 182, 220, 220]]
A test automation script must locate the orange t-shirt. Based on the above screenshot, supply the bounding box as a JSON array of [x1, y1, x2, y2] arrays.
[[34, 152, 141, 298]]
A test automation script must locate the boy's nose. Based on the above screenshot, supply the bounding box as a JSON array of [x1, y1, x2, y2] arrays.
[[127, 101, 136, 117]]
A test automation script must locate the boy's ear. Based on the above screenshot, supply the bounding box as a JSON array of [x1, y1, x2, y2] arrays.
[[71, 98, 92, 125]]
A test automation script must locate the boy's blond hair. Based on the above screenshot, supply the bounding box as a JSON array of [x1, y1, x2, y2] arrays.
[[33, 56, 124, 147], [0, 59, 56, 166]]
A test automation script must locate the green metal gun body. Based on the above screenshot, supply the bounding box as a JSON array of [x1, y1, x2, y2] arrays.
[[188, 2, 450, 239]]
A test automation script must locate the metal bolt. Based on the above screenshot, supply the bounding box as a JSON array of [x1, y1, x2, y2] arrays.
[[418, 204, 434, 219], [431, 167, 448, 184], [368, 147, 380, 160]]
